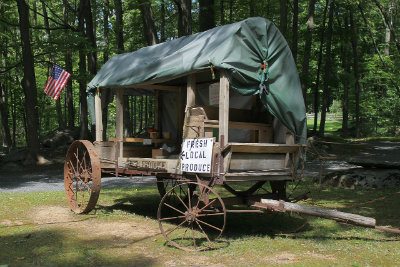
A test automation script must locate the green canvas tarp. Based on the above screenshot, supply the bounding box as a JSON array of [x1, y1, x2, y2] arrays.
[[88, 17, 307, 143]]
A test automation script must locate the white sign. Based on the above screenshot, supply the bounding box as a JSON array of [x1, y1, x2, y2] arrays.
[[180, 138, 214, 173]]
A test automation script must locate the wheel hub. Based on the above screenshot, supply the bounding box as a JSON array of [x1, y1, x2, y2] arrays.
[[185, 208, 199, 222]]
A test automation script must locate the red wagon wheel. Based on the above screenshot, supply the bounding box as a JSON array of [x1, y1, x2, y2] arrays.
[[64, 140, 101, 214], [157, 182, 226, 251]]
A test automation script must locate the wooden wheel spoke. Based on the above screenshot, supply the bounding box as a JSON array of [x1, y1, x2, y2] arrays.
[[187, 187, 192, 210], [198, 198, 217, 213], [195, 220, 211, 243], [191, 224, 196, 248], [164, 219, 187, 237], [163, 202, 185, 215], [173, 190, 189, 210], [196, 218, 223, 232]]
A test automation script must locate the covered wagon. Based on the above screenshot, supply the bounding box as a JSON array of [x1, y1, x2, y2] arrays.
[[64, 17, 307, 250]]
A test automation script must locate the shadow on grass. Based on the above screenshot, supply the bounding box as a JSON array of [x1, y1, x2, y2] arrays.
[[95, 183, 400, 245], [0, 228, 156, 267]]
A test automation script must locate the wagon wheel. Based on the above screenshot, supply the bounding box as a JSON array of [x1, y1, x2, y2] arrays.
[[158, 182, 226, 251], [64, 140, 101, 214]]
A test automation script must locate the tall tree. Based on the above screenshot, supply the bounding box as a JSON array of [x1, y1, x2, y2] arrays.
[[0, 82, 11, 151], [373, 0, 400, 53], [174, 0, 192, 36], [114, 0, 124, 53], [279, 0, 288, 37], [301, 0, 316, 106], [78, 0, 89, 139], [350, 7, 361, 137], [291, 0, 299, 62], [140, 0, 159, 45], [102, 0, 112, 139], [160, 1, 166, 42], [16, 0, 40, 161], [319, 0, 335, 136], [340, 11, 350, 137], [312, 0, 329, 133], [62, 0, 75, 130], [114, 0, 131, 136], [199, 0, 215, 31]]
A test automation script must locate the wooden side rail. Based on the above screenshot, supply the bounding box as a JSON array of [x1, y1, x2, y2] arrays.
[[109, 137, 172, 144], [224, 143, 303, 154]]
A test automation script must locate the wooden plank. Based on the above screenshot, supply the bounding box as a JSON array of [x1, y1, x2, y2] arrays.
[[224, 175, 292, 182], [109, 137, 174, 144], [119, 157, 180, 173], [186, 74, 196, 109], [115, 90, 124, 158], [225, 171, 291, 176], [285, 132, 295, 167], [219, 71, 229, 147], [229, 153, 286, 171], [94, 88, 103, 142], [259, 199, 376, 228], [102, 84, 181, 92], [227, 143, 302, 153]]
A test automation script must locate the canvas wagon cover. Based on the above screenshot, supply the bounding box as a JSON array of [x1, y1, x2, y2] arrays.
[[88, 17, 306, 143]]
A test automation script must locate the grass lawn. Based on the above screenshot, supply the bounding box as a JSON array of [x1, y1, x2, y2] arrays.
[[1, 182, 400, 266]]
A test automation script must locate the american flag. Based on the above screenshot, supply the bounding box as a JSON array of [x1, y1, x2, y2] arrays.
[[44, 65, 71, 100]]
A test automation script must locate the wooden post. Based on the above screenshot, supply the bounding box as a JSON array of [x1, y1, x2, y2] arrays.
[[186, 74, 196, 110], [285, 130, 295, 168], [115, 89, 124, 159], [219, 71, 229, 147], [94, 88, 103, 142]]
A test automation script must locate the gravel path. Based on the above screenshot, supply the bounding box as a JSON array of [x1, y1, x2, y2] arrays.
[[0, 167, 156, 193]]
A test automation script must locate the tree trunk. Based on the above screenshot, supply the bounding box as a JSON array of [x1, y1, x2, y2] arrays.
[[114, 0, 124, 53], [140, 0, 159, 45], [350, 8, 361, 137], [249, 0, 255, 16], [341, 12, 350, 137], [160, 1, 166, 42], [301, 0, 316, 106], [78, 0, 89, 139], [102, 0, 111, 140], [373, 0, 400, 53], [318, 0, 335, 136], [220, 0, 225, 24], [291, 0, 299, 63], [312, 0, 329, 133], [229, 0, 233, 22], [114, 0, 131, 136], [175, 0, 192, 37], [279, 0, 288, 37], [62, 0, 75, 130], [384, 1, 394, 56], [85, 0, 97, 76], [199, 0, 215, 31], [16, 0, 40, 161], [0, 82, 11, 152]]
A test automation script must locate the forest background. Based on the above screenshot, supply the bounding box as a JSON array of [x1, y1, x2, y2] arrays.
[[0, 0, 399, 163]]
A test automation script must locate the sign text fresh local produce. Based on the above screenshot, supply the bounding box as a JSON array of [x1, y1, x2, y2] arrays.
[[180, 138, 214, 173]]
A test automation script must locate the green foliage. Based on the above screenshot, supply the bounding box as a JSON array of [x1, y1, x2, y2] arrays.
[[0, 0, 399, 150]]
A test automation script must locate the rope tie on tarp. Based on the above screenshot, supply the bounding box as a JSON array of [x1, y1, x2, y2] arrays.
[[258, 60, 270, 98]]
